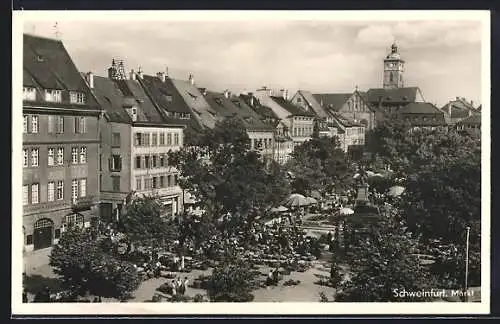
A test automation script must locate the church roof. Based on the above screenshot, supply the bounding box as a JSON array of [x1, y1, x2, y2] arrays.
[[364, 87, 419, 105]]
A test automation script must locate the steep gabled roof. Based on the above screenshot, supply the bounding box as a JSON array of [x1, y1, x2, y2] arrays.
[[457, 113, 481, 125], [239, 94, 280, 120], [140, 75, 192, 114], [91, 76, 130, 123], [170, 79, 217, 129], [125, 79, 165, 123], [297, 90, 329, 118], [270, 96, 314, 117], [313, 93, 352, 111], [364, 87, 420, 104], [399, 102, 443, 114], [23, 33, 100, 110]]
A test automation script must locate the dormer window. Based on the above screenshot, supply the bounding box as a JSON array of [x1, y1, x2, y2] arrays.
[[70, 91, 86, 104], [45, 89, 62, 103], [36, 55, 45, 62], [23, 87, 36, 101]]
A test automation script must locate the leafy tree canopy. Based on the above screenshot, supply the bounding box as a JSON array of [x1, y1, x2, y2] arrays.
[[49, 226, 141, 300]]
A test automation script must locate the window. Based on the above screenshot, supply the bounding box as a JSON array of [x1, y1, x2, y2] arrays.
[[23, 149, 28, 167], [70, 91, 86, 104], [79, 179, 86, 197], [71, 147, 78, 164], [56, 181, 64, 200], [56, 116, 64, 134], [31, 116, 38, 133], [152, 177, 158, 189], [167, 133, 172, 146], [47, 148, 55, 166], [174, 133, 179, 146], [47, 181, 55, 202], [31, 183, 39, 204], [159, 133, 165, 145], [22, 185, 28, 205], [134, 133, 142, 146], [26, 235, 33, 245], [145, 156, 150, 169], [112, 133, 121, 147], [136, 177, 142, 191], [112, 176, 120, 191], [152, 155, 157, 168], [144, 178, 152, 190], [160, 176, 165, 188], [79, 147, 87, 163], [55, 229, 61, 239], [23, 87, 36, 101], [74, 117, 86, 133], [173, 174, 179, 186], [152, 133, 158, 146], [135, 156, 141, 169], [71, 179, 78, 203], [159, 155, 165, 167], [110, 155, 122, 171], [45, 89, 62, 102], [31, 148, 39, 167], [390, 72, 394, 83], [57, 147, 64, 165], [23, 115, 28, 133]]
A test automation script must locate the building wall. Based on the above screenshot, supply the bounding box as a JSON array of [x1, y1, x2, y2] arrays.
[[338, 93, 376, 130], [99, 120, 131, 206], [290, 116, 314, 146], [248, 130, 274, 159], [130, 126, 184, 216], [23, 111, 100, 251]]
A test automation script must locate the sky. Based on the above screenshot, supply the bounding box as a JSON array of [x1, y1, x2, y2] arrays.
[[23, 18, 483, 108]]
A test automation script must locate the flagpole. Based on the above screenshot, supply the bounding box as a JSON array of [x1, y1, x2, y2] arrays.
[[464, 226, 471, 301]]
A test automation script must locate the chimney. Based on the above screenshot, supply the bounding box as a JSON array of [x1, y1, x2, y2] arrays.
[[223, 89, 230, 99], [456, 96, 459, 100], [378, 96, 383, 109], [468, 109, 473, 117], [157, 72, 166, 82], [471, 100, 474, 107], [85, 72, 94, 89], [188, 74, 194, 85], [447, 103, 452, 115], [129, 69, 136, 81], [285, 89, 289, 100], [137, 66, 143, 79], [280, 89, 285, 98], [250, 96, 255, 107]]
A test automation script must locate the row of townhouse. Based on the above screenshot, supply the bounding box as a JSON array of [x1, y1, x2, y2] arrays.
[[23, 35, 475, 252]]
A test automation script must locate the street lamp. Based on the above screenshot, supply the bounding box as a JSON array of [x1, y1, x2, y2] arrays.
[[464, 226, 471, 301]]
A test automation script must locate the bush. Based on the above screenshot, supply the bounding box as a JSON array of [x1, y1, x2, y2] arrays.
[[207, 260, 256, 302]]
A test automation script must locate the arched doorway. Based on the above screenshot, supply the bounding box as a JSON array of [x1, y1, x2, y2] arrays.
[[33, 218, 54, 250]]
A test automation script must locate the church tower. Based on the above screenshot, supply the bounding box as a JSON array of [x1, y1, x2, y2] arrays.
[[383, 42, 405, 89]]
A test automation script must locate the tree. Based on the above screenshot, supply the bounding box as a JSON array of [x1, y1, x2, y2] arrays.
[[169, 117, 290, 231], [286, 136, 351, 195], [118, 195, 172, 248], [49, 226, 141, 300], [336, 215, 437, 302], [207, 258, 256, 302]]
